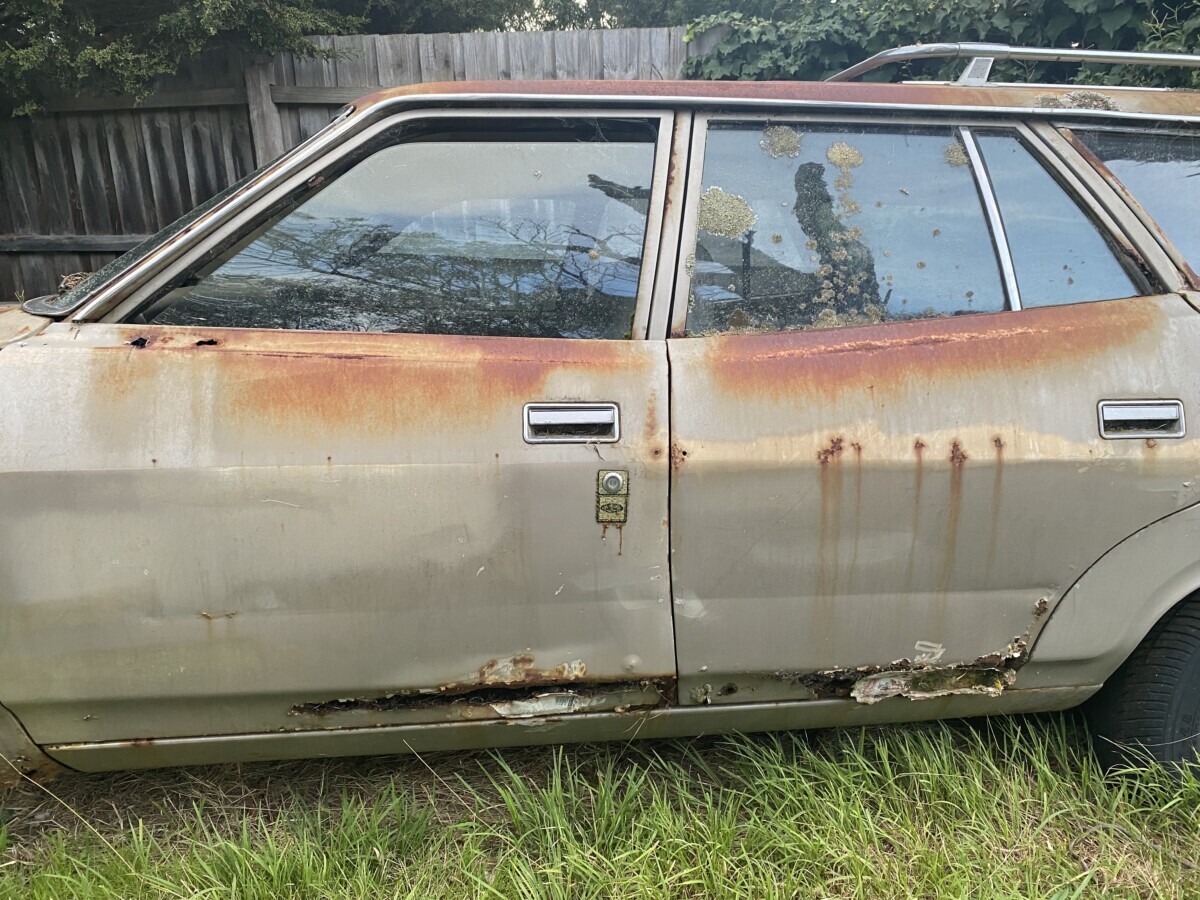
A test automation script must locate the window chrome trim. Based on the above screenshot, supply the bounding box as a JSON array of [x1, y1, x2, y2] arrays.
[[668, 115, 709, 338], [64, 91, 1200, 324], [96, 108, 676, 334], [646, 111, 692, 341], [631, 112, 676, 340], [672, 113, 1027, 335], [959, 126, 1022, 311]]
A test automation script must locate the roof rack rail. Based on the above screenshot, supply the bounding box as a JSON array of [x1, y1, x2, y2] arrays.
[[827, 42, 1200, 84]]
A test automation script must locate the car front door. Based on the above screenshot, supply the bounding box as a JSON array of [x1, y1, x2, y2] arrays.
[[667, 114, 1200, 707], [0, 110, 677, 746]]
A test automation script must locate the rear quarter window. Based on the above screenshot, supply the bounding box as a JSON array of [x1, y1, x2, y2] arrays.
[[1070, 128, 1200, 274]]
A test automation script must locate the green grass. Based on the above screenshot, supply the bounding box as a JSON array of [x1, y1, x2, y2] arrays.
[[0, 714, 1196, 898]]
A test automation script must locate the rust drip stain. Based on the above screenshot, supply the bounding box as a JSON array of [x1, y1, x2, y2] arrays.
[[986, 436, 1005, 577], [644, 392, 659, 443], [937, 441, 968, 594], [816, 437, 845, 601], [703, 298, 1161, 403], [904, 439, 926, 593], [89, 327, 642, 436], [848, 442, 864, 580]]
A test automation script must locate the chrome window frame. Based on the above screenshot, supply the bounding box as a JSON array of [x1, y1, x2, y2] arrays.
[[50, 90, 1198, 327], [959, 126, 1022, 310], [94, 108, 677, 342], [668, 112, 1180, 337]]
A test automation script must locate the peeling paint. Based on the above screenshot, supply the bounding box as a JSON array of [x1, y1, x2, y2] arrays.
[[490, 692, 607, 718], [290, 676, 672, 719], [851, 667, 1014, 704], [796, 636, 1029, 704]]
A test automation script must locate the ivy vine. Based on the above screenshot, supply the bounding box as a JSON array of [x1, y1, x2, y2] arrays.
[[683, 1, 1199, 87]]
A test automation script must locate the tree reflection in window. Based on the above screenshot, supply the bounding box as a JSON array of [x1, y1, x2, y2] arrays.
[[687, 124, 1006, 336], [150, 134, 657, 339]]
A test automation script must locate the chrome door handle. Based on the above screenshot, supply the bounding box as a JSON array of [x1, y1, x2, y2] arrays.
[[1098, 399, 1185, 439], [523, 402, 620, 443]]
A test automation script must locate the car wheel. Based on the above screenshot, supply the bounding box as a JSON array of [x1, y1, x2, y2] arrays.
[[1087, 600, 1200, 770]]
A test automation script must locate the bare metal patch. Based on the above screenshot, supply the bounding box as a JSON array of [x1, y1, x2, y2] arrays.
[[490, 692, 607, 718], [798, 636, 1029, 704], [760, 125, 803, 158], [851, 667, 1014, 704], [697, 187, 757, 239]]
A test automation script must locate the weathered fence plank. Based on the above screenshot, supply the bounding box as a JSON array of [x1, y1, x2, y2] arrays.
[[244, 62, 286, 166], [2, 27, 692, 301]]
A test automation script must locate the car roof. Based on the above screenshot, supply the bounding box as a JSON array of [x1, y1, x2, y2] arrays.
[[350, 79, 1200, 121]]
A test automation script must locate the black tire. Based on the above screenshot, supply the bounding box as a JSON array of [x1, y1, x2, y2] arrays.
[[1086, 600, 1200, 770]]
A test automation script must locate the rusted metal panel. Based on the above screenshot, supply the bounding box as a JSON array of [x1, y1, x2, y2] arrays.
[[667, 294, 1200, 706], [0, 323, 674, 742], [1024, 289, 1200, 688], [44, 684, 1094, 773]]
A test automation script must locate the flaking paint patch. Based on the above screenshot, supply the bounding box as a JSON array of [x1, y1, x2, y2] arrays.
[[851, 667, 1014, 704], [489, 692, 606, 718]]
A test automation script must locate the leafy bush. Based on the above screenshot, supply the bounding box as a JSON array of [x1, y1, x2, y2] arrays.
[[683, 1, 1199, 86]]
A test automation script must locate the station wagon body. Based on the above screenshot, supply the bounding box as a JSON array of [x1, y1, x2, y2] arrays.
[[3, 47, 1200, 779]]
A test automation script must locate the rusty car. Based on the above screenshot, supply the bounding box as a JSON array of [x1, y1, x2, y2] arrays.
[[3, 42, 1200, 782]]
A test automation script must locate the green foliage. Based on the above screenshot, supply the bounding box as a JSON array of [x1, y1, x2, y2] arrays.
[[4, 719, 1200, 897], [0, 0, 670, 114], [683, 0, 1199, 86], [0, 0, 357, 115]]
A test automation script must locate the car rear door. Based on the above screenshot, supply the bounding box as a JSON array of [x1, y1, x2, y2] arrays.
[[666, 113, 1200, 707], [0, 109, 677, 746]]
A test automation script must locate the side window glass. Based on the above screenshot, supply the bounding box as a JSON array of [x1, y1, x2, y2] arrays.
[[144, 120, 658, 339], [974, 133, 1142, 308], [1071, 128, 1200, 272], [684, 123, 1006, 336]]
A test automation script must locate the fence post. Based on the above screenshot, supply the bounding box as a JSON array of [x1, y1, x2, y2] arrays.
[[243, 60, 286, 167]]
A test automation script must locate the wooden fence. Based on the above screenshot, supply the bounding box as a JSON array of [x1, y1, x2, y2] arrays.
[[0, 27, 693, 302]]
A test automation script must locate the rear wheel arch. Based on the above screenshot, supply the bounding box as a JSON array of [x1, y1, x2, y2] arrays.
[[1023, 502, 1200, 693]]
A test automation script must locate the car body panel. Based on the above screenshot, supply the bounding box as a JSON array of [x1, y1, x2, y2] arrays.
[[668, 293, 1200, 704], [0, 323, 673, 742], [2, 78, 1199, 774], [44, 684, 1094, 773]]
